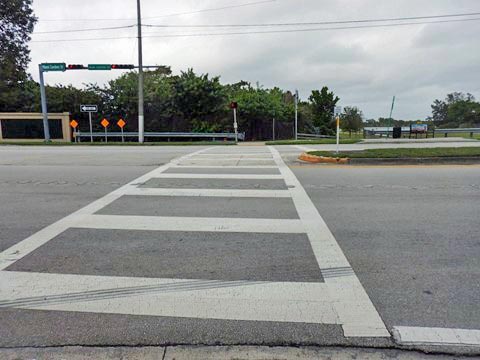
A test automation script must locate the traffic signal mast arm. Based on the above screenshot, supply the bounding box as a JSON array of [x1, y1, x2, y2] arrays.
[[64, 64, 135, 71], [67, 64, 86, 70]]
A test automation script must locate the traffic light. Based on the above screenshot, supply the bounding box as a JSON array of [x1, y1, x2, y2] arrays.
[[67, 64, 86, 70], [111, 64, 134, 70]]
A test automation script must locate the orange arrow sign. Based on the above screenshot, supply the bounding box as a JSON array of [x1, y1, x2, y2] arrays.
[[101, 118, 110, 128], [70, 120, 79, 128], [117, 119, 126, 128]]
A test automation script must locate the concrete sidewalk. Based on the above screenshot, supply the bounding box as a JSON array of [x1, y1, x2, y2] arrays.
[[0, 346, 466, 360]]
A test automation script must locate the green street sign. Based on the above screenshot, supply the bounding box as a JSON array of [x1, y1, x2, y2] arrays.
[[88, 64, 111, 71], [41, 63, 66, 72]]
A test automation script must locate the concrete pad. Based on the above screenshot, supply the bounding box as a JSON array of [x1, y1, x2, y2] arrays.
[[138, 178, 288, 190], [96, 195, 299, 219], [7, 229, 323, 282]]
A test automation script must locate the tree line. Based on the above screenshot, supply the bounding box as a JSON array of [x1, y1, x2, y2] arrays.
[[2, 0, 478, 142], [0, 0, 364, 140]]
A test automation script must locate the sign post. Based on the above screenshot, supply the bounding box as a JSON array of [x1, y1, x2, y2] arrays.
[[101, 118, 110, 143], [336, 116, 340, 154], [117, 119, 126, 143], [272, 117, 275, 141], [334, 106, 342, 154], [230, 102, 238, 143], [80, 105, 98, 143], [69, 120, 79, 143], [294, 89, 299, 140]]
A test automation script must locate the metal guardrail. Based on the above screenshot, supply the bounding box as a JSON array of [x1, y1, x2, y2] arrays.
[[75, 131, 245, 141], [433, 128, 480, 136], [297, 133, 335, 139], [363, 128, 480, 139]]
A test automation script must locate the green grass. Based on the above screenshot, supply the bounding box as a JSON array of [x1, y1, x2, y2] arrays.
[[308, 147, 480, 158], [266, 139, 361, 145], [0, 141, 237, 146]]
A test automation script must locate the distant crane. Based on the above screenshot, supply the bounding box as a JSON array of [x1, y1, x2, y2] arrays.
[[387, 96, 396, 138]]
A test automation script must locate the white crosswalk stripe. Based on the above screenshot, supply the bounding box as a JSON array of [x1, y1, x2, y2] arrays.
[[0, 146, 390, 338]]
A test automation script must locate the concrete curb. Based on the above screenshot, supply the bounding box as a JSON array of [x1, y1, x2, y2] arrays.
[[299, 152, 350, 164], [349, 156, 480, 165], [299, 153, 480, 166]]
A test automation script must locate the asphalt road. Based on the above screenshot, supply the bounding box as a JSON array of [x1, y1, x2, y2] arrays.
[[0, 145, 479, 357]]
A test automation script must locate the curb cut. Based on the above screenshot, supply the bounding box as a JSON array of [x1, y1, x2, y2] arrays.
[[299, 152, 350, 164]]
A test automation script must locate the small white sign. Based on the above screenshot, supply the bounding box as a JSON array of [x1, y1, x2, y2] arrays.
[[80, 105, 98, 113]]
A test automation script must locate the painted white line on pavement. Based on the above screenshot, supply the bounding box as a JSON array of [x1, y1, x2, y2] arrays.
[[123, 187, 292, 198], [0, 271, 338, 325], [77, 214, 306, 234], [194, 153, 273, 157], [392, 326, 480, 347], [0, 147, 215, 270], [268, 146, 389, 338], [149, 173, 283, 180], [185, 157, 275, 161], [170, 165, 279, 169]]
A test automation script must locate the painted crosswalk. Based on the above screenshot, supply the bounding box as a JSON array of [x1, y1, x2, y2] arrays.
[[0, 146, 390, 338]]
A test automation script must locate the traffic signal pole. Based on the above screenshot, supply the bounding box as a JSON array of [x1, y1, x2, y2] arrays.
[[38, 64, 51, 142], [137, 0, 145, 143]]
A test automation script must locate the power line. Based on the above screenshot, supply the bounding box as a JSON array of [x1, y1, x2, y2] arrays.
[[33, 11, 480, 36], [33, 24, 136, 34], [143, 11, 480, 28], [36, 0, 277, 22], [31, 36, 135, 43], [143, 17, 480, 36], [30, 16, 480, 43], [144, 0, 277, 19]]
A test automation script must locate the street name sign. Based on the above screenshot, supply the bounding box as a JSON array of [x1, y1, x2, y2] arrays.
[[41, 63, 66, 72], [80, 105, 98, 112], [88, 64, 111, 71]]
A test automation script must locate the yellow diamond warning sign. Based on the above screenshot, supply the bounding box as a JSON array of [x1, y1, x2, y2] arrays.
[[69, 120, 79, 128], [117, 119, 126, 128], [100, 119, 110, 128]]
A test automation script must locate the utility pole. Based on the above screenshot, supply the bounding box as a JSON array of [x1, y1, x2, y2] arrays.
[[137, 0, 144, 143], [38, 64, 51, 142], [294, 89, 298, 140]]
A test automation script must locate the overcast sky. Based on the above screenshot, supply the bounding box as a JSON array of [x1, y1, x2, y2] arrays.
[[29, 0, 480, 120]]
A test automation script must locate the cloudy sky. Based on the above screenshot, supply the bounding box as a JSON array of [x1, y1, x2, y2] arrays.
[[29, 0, 480, 120]]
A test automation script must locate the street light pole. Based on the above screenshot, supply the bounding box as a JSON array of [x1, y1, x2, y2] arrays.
[[137, 0, 144, 143]]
